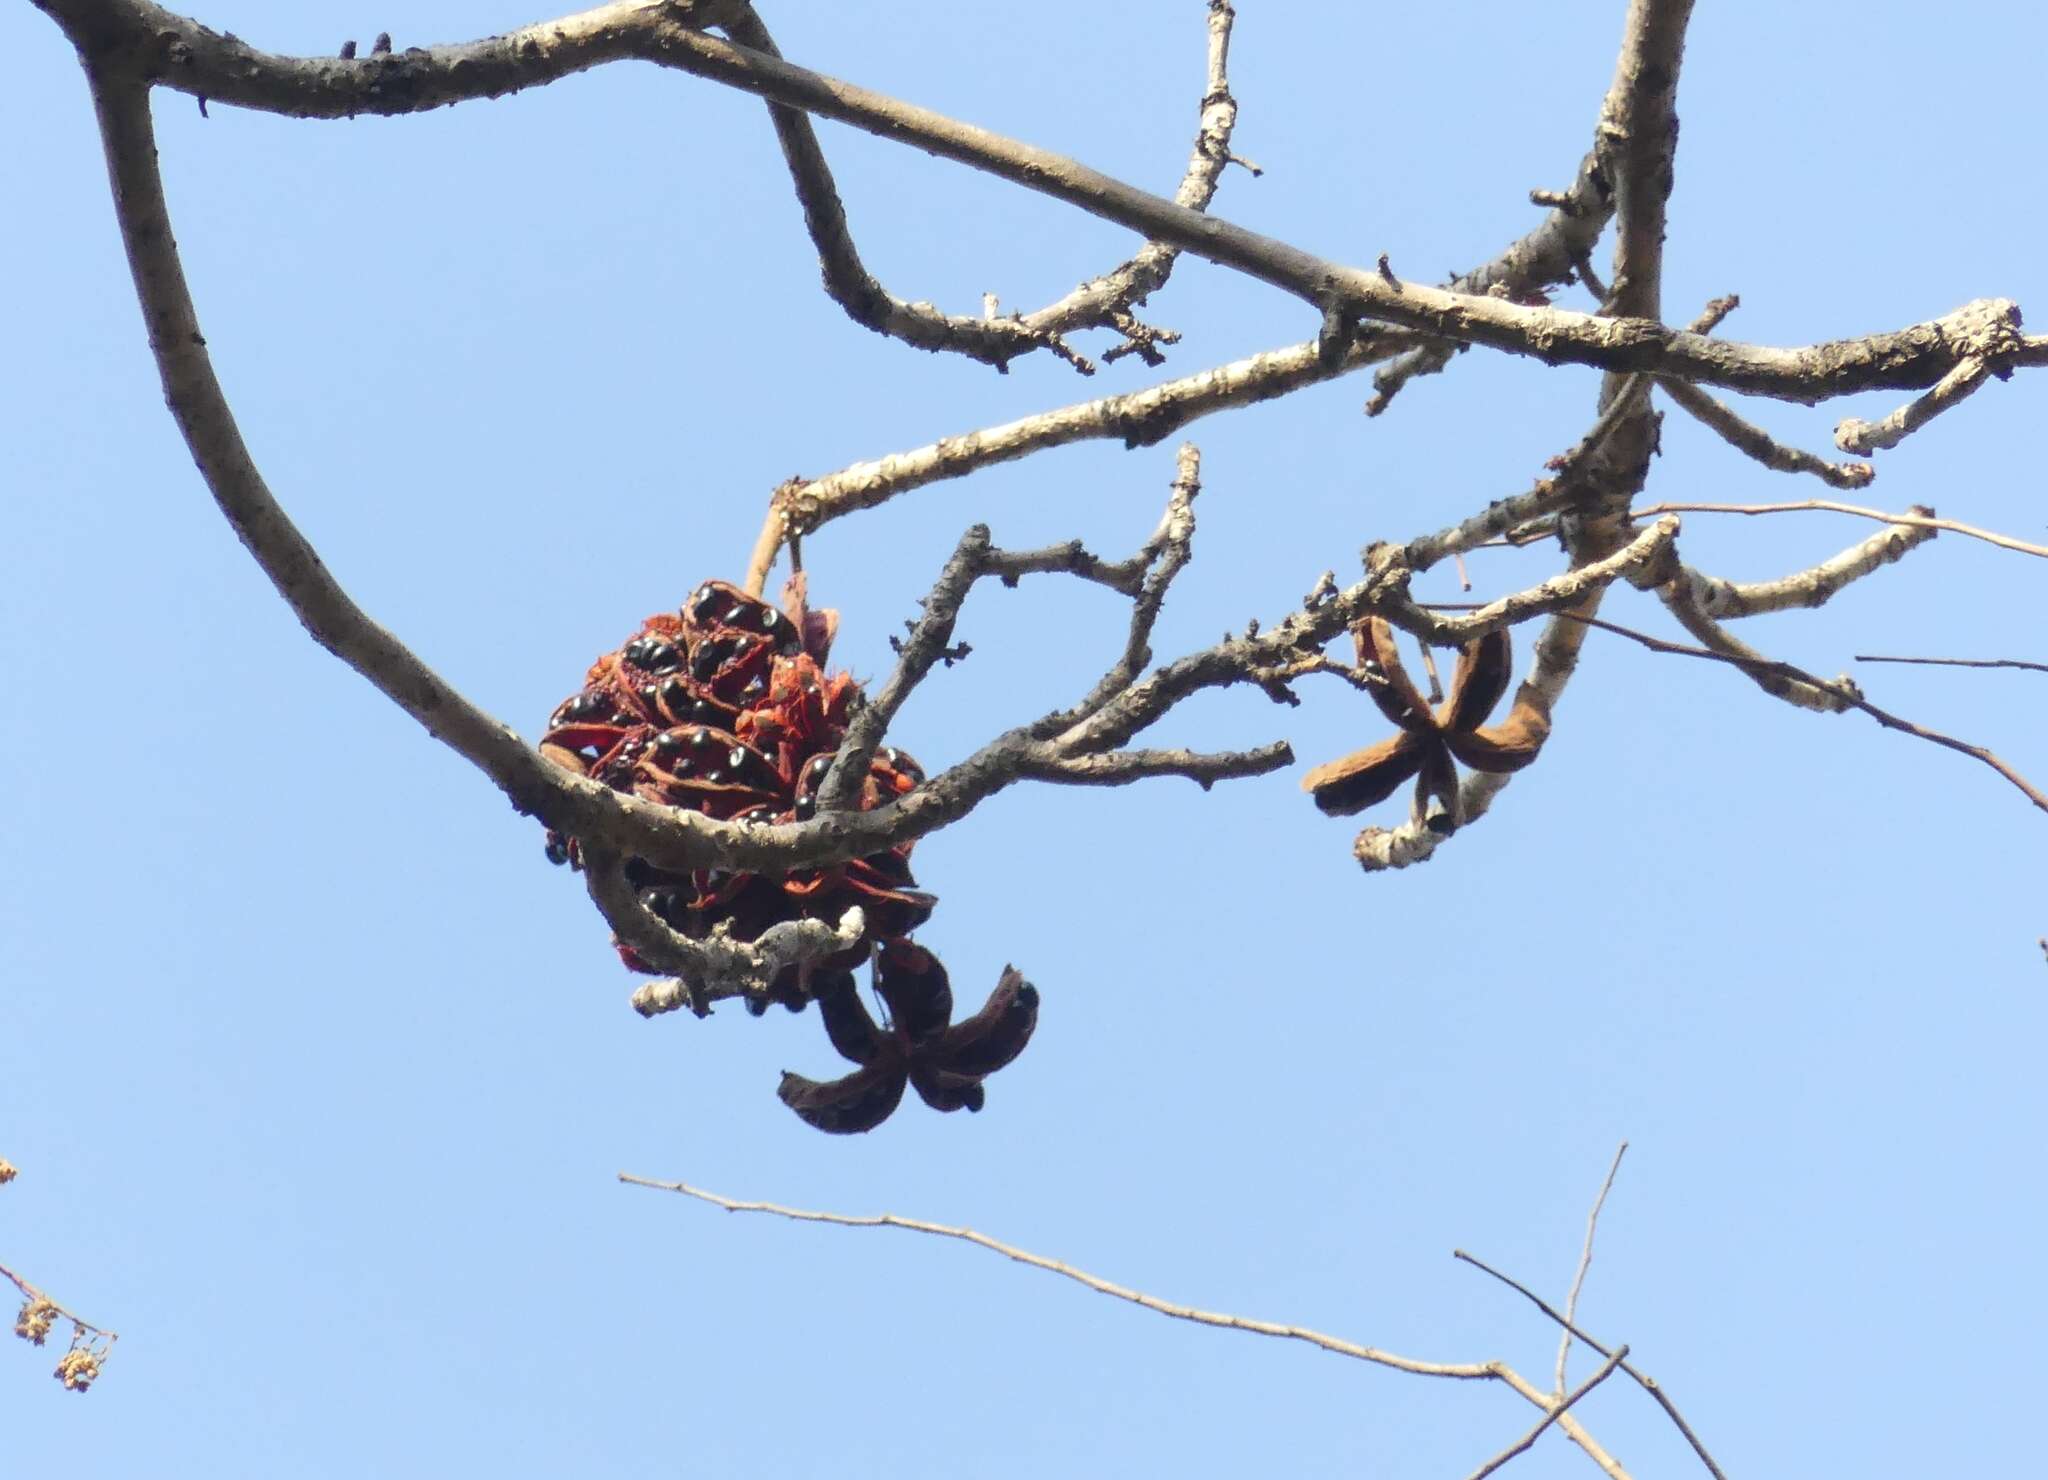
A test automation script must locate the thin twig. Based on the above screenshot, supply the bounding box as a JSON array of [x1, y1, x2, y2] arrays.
[[1455, 1250, 1728, 1480], [1468, 1345, 1631, 1480], [621, 1173, 1634, 1477], [620, 1176, 1493, 1377], [1556, 1142, 1629, 1394], [1631, 500, 2048, 561], [1855, 654, 2048, 675], [1565, 611, 2048, 813]]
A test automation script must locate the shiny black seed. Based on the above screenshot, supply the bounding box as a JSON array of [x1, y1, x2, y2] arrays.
[[657, 676, 690, 711], [690, 698, 721, 723], [638, 683, 660, 709], [543, 836, 570, 866], [689, 584, 721, 620], [743, 995, 769, 1017], [759, 608, 780, 630], [643, 890, 676, 918], [690, 638, 731, 679], [793, 794, 816, 821], [653, 731, 684, 757], [690, 727, 714, 748]]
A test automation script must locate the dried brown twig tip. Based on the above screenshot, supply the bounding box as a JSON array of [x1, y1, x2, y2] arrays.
[[0, 1159, 16, 1185], [1302, 619, 1549, 829]]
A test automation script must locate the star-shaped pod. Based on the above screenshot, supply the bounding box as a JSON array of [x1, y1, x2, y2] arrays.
[[776, 943, 1040, 1134], [1302, 617, 1550, 823]]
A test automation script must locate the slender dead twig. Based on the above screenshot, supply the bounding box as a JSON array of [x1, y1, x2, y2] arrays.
[[1630, 499, 2048, 561], [620, 1173, 1633, 1478], [1564, 611, 2048, 814], [1556, 1142, 1629, 1395], [1455, 1250, 1728, 1480], [1468, 1345, 1631, 1480], [1855, 654, 2048, 675]]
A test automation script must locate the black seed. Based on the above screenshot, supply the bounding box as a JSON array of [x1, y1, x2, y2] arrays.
[[658, 677, 690, 712], [643, 890, 675, 917], [691, 638, 730, 679], [653, 731, 684, 757], [691, 727, 714, 748], [543, 836, 570, 866], [794, 795, 817, 821], [689, 584, 722, 621], [760, 608, 780, 630]]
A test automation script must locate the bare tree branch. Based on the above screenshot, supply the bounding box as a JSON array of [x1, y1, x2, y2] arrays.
[[619, 1173, 1635, 1479], [720, 2, 1248, 374], [1855, 654, 2048, 675], [1556, 1142, 1629, 1395], [1569, 611, 2048, 812], [1467, 1345, 1630, 1480], [1633, 499, 2048, 562], [742, 328, 1419, 592], [1664, 509, 1937, 618], [1659, 375, 1876, 488], [1455, 1249, 1728, 1480], [1836, 353, 2005, 455], [39, 1, 2047, 408]]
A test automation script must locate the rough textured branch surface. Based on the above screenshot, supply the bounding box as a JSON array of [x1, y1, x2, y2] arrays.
[[1665, 508, 1937, 618], [743, 328, 1419, 591], [720, 2, 1247, 373], [1659, 375, 1875, 488], [41, 0, 2047, 406]]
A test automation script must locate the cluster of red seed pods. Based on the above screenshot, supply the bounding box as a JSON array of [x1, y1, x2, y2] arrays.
[[539, 579, 1037, 1132]]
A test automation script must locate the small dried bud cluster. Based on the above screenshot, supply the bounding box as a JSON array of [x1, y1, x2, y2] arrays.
[[14, 1298, 57, 1346], [53, 1346, 100, 1393]]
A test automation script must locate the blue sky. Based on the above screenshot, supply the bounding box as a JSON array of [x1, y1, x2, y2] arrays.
[[7, 3, 2044, 1476]]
